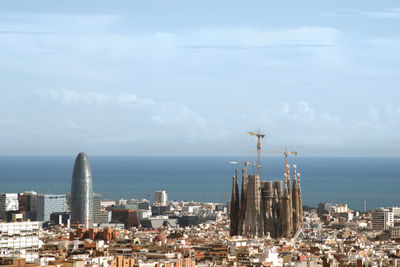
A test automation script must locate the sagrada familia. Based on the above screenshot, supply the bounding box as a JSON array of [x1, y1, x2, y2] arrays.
[[229, 132, 303, 239]]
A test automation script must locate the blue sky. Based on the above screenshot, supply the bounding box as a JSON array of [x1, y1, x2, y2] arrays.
[[1, 0, 400, 156]]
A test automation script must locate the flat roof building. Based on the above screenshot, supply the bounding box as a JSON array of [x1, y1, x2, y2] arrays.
[[372, 208, 393, 231], [36, 194, 66, 222], [154, 191, 167, 206], [0, 194, 19, 220], [0, 221, 40, 263]]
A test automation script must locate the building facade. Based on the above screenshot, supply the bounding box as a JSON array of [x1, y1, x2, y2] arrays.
[[230, 163, 303, 238], [372, 208, 393, 231], [154, 191, 168, 206], [317, 202, 332, 215], [0, 221, 40, 262], [93, 193, 109, 225], [18, 191, 38, 221], [36, 194, 67, 222], [111, 205, 139, 229], [0, 193, 19, 220]]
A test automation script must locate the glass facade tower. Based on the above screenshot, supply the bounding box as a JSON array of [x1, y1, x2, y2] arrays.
[[70, 152, 93, 227]]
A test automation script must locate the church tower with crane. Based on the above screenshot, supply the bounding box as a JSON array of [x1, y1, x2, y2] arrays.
[[229, 130, 303, 238]]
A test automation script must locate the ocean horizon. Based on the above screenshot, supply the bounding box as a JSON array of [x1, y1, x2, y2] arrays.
[[0, 155, 399, 211]]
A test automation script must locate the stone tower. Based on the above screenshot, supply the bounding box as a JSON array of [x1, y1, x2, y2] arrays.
[[229, 160, 304, 239], [230, 169, 239, 236], [244, 174, 263, 238], [238, 163, 248, 235]]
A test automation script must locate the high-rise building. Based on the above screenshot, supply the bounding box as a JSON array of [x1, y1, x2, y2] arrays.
[[18, 191, 38, 220], [154, 190, 168, 206], [372, 208, 393, 230], [318, 202, 332, 215], [0, 193, 19, 220], [18, 191, 35, 213], [138, 200, 151, 210], [70, 152, 93, 228], [0, 220, 40, 262], [35, 194, 66, 222], [93, 193, 109, 225]]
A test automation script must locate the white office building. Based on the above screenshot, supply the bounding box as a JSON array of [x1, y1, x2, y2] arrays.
[[391, 207, 400, 217], [372, 208, 394, 230], [154, 190, 168, 206], [0, 220, 40, 262], [333, 204, 348, 213], [0, 193, 19, 219]]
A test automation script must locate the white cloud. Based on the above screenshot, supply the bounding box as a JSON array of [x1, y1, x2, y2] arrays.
[[0, 13, 340, 62], [48, 89, 156, 107], [180, 26, 339, 51], [48, 90, 112, 105], [322, 8, 400, 19], [117, 93, 156, 106], [45, 89, 207, 130], [66, 120, 80, 129], [368, 105, 380, 121], [366, 38, 400, 46], [362, 8, 400, 19], [280, 102, 290, 114], [295, 101, 316, 121], [151, 103, 207, 127], [269, 101, 340, 128]]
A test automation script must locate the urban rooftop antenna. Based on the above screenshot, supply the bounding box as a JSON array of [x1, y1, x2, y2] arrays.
[[248, 129, 265, 178]]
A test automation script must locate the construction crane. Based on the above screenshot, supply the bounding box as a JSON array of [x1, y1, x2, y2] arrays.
[[248, 130, 265, 177], [227, 161, 257, 176], [258, 146, 298, 174], [226, 161, 256, 166]]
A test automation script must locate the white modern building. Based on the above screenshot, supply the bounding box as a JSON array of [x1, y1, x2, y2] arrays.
[[390, 207, 400, 217], [0, 220, 40, 262], [154, 190, 168, 206], [101, 199, 116, 209], [139, 210, 152, 220], [333, 204, 348, 213], [372, 208, 394, 230], [0, 193, 19, 219]]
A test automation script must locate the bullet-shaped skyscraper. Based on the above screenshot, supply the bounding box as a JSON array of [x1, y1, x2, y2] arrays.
[[70, 152, 93, 228]]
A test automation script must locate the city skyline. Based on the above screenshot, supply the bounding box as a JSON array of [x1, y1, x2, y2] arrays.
[[1, 1, 400, 156]]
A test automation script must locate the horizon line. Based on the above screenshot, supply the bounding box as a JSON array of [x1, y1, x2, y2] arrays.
[[0, 154, 399, 159]]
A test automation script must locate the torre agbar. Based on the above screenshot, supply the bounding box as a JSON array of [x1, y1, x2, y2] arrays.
[[70, 152, 94, 228], [230, 162, 303, 239]]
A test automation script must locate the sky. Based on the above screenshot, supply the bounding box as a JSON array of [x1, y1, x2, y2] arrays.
[[1, 0, 400, 156]]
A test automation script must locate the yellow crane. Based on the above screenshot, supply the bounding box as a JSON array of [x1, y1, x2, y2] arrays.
[[248, 130, 265, 177], [260, 146, 298, 174], [226, 161, 256, 165]]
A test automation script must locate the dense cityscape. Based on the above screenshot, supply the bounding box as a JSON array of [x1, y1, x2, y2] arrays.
[[1, 147, 400, 267]]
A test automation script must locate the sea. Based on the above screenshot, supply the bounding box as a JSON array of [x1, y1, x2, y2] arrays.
[[0, 156, 399, 211]]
